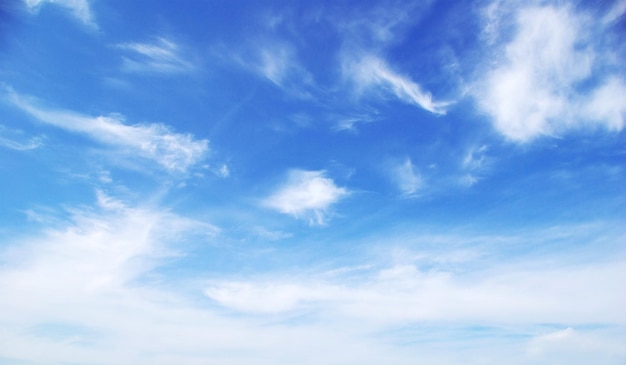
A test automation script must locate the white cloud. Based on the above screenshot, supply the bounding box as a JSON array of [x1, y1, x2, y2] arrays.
[[390, 158, 422, 197], [263, 169, 348, 225], [231, 40, 314, 98], [476, 3, 626, 142], [459, 145, 489, 186], [6, 88, 209, 173], [24, 0, 95, 28], [0, 126, 42, 151], [344, 54, 448, 114], [116, 37, 195, 74]]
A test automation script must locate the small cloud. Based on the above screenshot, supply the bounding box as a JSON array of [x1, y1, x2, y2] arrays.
[[116, 37, 195, 74], [216, 164, 230, 178], [390, 158, 423, 197], [97, 169, 112, 184], [332, 112, 378, 132], [24, 0, 96, 28], [0, 126, 43, 151], [459, 145, 490, 186], [461, 174, 479, 187], [344, 54, 449, 115], [204, 281, 324, 313], [251, 226, 292, 241], [462, 145, 488, 170], [234, 40, 315, 98], [6, 87, 209, 173], [263, 169, 348, 225]]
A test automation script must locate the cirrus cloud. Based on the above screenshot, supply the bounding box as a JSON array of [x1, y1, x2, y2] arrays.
[[5, 87, 209, 173]]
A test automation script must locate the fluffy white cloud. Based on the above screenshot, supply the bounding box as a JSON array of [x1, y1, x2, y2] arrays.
[[6, 88, 209, 173], [345, 54, 448, 114], [116, 37, 195, 74], [24, 0, 95, 27], [476, 3, 626, 142], [263, 169, 348, 225]]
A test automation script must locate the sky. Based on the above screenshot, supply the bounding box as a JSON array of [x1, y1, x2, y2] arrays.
[[0, 0, 625, 364]]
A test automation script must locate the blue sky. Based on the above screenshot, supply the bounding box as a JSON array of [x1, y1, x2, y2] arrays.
[[0, 0, 625, 364]]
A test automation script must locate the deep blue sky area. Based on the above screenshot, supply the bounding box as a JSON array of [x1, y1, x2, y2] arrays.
[[0, 1, 625, 364]]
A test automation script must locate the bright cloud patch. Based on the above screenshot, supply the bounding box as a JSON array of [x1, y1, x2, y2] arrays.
[[345, 54, 448, 115], [116, 37, 195, 74], [476, 4, 626, 142], [263, 170, 348, 225], [7, 88, 209, 173], [24, 0, 95, 27]]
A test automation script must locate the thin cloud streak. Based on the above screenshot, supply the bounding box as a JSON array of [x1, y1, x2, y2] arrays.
[[116, 37, 195, 74], [0, 126, 42, 151], [6, 88, 209, 173]]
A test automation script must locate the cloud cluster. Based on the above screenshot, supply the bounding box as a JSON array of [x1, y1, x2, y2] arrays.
[[476, 3, 626, 142], [7, 88, 209, 173], [263, 170, 348, 225]]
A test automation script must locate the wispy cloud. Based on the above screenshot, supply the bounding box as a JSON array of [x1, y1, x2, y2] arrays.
[[344, 54, 448, 114], [390, 158, 423, 197], [6, 87, 209, 173], [116, 37, 195, 74], [460, 145, 490, 186], [263, 169, 348, 225], [0, 126, 42, 151], [475, 3, 626, 142], [24, 0, 96, 28], [229, 39, 315, 98]]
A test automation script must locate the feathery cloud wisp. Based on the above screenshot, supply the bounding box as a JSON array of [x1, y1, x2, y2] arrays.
[[391, 158, 422, 197], [0, 126, 42, 151], [345, 54, 448, 114], [6, 88, 209, 173], [116, 37, 195, 74]]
